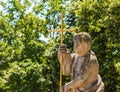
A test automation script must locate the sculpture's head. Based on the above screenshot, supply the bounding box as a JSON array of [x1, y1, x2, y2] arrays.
[[74, 32, 91, 56]]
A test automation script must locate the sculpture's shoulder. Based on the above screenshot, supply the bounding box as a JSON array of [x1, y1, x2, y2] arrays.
[[90, 51, 98, 64]]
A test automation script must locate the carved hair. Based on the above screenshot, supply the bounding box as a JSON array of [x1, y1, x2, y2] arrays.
[[74, 32, 91, 43]]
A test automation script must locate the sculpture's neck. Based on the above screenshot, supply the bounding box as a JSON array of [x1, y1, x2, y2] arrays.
[[77, 50, 91, 57]]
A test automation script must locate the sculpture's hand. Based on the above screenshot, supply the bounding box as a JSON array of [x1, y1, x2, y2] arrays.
[[58, 44, 68, 62], [58, 44, 67, 54]]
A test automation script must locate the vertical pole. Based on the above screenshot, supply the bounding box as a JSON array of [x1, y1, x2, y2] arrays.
[[60, 12, 64, 92], [61, 12, 64, 44], [60, 56, 62, 92]]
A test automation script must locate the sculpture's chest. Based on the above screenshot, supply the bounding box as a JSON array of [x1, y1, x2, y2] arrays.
[[72, 56, 85, 79]]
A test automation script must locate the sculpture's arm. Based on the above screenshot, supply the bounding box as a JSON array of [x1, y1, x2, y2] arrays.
[[58, 44, 75, 75], [65, 57, 99, 90], [58, 51, 75, 75]]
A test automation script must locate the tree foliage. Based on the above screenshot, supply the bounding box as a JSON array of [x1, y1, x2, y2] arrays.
[[0, 0, 120, 92]]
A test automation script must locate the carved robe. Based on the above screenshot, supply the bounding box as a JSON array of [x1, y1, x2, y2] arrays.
[[60, 51, 104, 92]]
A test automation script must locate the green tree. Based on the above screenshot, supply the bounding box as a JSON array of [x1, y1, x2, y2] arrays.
[[0, 0, 120, 92], [0, 0, 47, 62], [0, 0, 68, 91], [0, 0, 51, 91]]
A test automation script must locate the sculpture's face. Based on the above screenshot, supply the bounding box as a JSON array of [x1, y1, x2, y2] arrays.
[[74, 33, 91, 56], [74, 41, 91, 56]]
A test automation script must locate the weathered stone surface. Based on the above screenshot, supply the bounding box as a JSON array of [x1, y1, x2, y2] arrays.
[[58, 32, 104, 92]]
